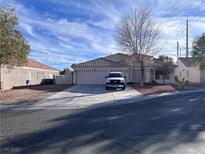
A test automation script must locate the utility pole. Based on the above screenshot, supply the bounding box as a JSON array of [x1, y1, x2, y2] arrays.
[[180, 48, 182, 58], [186, 19, 189, 58], [177, 41, 179, 58]]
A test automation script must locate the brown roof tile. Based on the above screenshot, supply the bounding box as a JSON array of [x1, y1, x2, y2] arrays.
[[71, 53, 154, 68], [178, 58, 194, 67], [26, 58, 58, 71], [104, 53, 129, 62], [71, 57, 129, 68]]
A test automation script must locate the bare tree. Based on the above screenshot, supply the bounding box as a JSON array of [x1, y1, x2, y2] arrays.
[[114, 8, 160, 86]]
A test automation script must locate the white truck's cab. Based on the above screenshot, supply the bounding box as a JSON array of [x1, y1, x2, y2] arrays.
[[105, 72, 126, 90]]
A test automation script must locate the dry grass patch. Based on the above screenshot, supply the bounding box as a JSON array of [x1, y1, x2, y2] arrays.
[[132, 85, 176, 95], [0, 84, 72, 104]]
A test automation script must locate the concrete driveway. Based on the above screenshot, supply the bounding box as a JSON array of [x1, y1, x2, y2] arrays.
[[27, 85, 142, 109]]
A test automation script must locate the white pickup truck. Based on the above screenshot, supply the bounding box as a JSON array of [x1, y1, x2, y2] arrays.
[[105, 72, 126, 90]]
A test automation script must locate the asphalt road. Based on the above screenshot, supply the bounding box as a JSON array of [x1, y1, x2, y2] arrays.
[[1, 91, 205, 154]]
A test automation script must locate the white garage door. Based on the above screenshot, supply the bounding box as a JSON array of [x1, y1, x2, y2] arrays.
[[76, 70, 108, 84], [76, 70, 128, 85]]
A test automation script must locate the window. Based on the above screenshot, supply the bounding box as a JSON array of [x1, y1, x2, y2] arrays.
[[180, 71, 182, 77], [155, 70, 170, 80], [43, 73, 46, 79], [49, 74, 53, 79], [37, 72, 41, 80], [108, 73, 123, 78], [150, 70, 154, 80], [186, 70, 189, 77], [155, 70, 163, 80], [27, 71, 33, 80]]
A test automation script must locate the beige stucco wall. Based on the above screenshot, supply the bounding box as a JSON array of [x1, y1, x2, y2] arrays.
[[122, 56, 153, 83], [72, 57, 176, 85], [73, 63, 176, 85], [132, 69, 141, 83], [0, 66, 59, 90], [175, 59, 201, 83]]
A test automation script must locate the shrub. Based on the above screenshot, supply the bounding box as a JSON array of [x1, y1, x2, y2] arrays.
[[127, 82, 135, 85], [150, 80, 158, 85], [175, 77, 189, 89]]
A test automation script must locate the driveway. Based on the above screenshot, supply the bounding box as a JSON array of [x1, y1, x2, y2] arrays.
[[33, 85, 142, 109], [1, 91, 205, 154], [0, 85, 142, 109]]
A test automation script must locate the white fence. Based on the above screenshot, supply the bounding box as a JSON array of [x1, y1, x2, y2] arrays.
[[55, 75, 73, 85]]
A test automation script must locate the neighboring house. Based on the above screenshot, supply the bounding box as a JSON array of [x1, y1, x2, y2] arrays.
[[175, 58, 205, 84], [71, 53, 175, 85], [0, 58, 59, 90]]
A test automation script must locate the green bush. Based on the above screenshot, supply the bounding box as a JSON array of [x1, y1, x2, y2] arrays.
[[149, 80, 158, 85], [175, 77, 189, 89]]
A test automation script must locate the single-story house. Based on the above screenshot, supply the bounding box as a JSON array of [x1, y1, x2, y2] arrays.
[[0, 58, 59, 90], [71, 53, 176, 85], [175, 58, 205, 84]]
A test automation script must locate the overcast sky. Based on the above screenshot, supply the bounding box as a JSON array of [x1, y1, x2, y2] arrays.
[[2, 0, 205, 70]]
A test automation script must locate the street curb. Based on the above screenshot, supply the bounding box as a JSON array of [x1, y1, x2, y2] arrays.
[[98, 88, 205, 108]]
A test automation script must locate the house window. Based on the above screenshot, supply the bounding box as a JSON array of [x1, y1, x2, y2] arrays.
[[155, 70, 163, 80], [180, 71, 182, 77], [49, 73, 53, 79], [37, 72, 41, 80], [42, 73, 46, 79], [28, 71, 33, 80], [155, 70, 170, 80], [186, 70, 189, 77]]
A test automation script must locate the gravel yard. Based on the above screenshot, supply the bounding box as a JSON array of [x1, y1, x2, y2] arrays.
[[0, 85, 72, 104], [132, 84, 176, 95]]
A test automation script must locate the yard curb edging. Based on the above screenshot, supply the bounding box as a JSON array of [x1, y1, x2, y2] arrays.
[[100, 88, 205, 108]]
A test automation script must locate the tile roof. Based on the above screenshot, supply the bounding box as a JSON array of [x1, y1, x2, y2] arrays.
[[71, 57, 129, 68], [26, 58, 58, 71], [104, 53, 129, 62], [152, 59, 177, 68], [71, 53, 153, 68], [178, 58, 194, 67], [104, 53, 152, 61]]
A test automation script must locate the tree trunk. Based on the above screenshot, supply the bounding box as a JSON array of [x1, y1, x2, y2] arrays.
[[163, 72, 166, 85], [140, 65, 145, 87]]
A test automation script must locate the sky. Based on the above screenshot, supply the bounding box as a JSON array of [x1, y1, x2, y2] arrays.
[[2, 0, 205, 70]]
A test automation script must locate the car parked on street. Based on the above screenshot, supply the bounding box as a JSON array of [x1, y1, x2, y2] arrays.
[[105, 72, 126, 90]]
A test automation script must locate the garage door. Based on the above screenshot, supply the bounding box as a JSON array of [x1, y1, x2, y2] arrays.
[[76, 70, 128, 85], [76, 70, 108, 84]]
